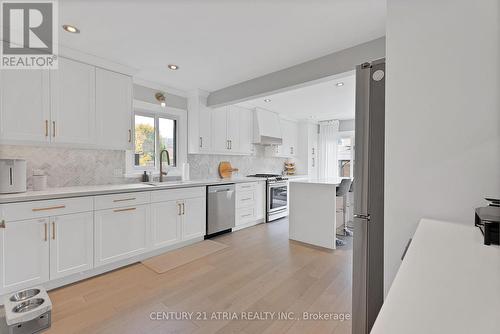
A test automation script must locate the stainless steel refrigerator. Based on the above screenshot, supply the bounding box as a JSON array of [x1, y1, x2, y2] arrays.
[[352, 58, 385, 334]]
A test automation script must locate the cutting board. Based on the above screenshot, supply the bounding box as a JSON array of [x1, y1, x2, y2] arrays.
[[218, 161, 238, 179]]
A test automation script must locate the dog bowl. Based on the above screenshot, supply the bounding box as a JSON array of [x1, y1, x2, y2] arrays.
[[9, 288, 41, 302], [12, 298, 45, 313]]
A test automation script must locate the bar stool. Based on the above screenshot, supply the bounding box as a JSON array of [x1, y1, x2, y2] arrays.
[[336, 179, 352, 247]]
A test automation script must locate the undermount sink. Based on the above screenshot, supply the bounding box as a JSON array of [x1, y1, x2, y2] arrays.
[[144, 175, 183, 186]]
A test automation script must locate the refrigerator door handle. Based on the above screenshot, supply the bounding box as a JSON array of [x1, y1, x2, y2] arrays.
[[354, 214, 371, 221]]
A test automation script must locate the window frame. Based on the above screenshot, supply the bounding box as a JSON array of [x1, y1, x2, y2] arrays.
[[133, 109, 179, 172]]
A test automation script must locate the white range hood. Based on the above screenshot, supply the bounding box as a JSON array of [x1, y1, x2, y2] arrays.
[[253, 108, 283, 145]]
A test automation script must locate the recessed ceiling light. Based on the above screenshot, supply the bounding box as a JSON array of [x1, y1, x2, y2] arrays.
[[62, 24, 80, 33], [336, 82, 344, 87], [167, 64, 179, 70], [264, 99, 271, 103]]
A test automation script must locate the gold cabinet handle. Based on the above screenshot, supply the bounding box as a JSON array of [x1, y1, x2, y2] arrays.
[[177, 203, 182, 216], [45, 120, 49, 137], [113, 207, 136, 213], [52, 121, 56, 137], [182, 203, 185, 215], [44, 223, 48, 241], [0, 220, 5, 228], [128, 129, 132, 143], [113, 197, 136, 203], [32, 205, 66, 212], [52, 221, 55, 240]]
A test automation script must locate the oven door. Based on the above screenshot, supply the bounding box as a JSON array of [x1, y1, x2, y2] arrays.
[[268, 182, 288, 213]]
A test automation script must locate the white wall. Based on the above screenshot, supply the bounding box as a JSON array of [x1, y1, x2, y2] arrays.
[[385, 0, 500, 294]]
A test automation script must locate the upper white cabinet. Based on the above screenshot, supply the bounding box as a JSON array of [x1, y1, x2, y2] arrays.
[[188, 90, 254, 155], [211, 105, 254, 155], [0, 69, 50, 143], [0, 57, 133, 149], [96, 68, 133, 150], [50, 58, 96, 145], [265, 118, 299, 158]]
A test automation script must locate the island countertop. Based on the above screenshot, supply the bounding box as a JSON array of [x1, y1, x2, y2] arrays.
[[371, 219, 500, 334], [289, 177, 342, 185]]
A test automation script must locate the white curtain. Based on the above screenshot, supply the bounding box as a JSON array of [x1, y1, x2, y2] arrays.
[[318, 120, 339, 179]]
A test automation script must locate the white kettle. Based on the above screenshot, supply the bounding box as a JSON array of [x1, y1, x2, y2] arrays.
[[0, 159, 27, 194]]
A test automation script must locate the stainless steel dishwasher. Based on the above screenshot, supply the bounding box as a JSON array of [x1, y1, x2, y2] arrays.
[[207, 184, 235, 237]]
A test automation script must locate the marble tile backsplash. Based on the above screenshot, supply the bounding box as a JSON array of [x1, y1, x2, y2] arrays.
[[187, 146, 291, 179], [0, 145, 127, 188]]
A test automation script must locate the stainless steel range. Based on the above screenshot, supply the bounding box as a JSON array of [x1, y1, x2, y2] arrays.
[[247, 174, 288, 222]]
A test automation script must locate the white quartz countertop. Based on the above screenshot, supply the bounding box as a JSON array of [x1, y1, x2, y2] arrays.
[[289, 177, 342, 185], [0, 177, 266, 204], [371, 219, 500, 334]]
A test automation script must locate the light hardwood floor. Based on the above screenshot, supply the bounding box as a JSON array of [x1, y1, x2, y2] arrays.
[[47, 219, 352, 334]]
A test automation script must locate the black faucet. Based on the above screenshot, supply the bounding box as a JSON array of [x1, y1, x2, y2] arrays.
[[159, 149, 170, 182]]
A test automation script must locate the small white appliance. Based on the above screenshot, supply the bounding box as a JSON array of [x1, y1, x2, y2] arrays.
[[0, 159, 27, 194]]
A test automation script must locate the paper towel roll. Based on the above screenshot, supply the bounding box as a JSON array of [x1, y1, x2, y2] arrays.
[[182, 163, 190, 181]]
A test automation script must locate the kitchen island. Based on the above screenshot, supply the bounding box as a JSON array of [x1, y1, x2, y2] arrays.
[[288, 178, 341, 249]]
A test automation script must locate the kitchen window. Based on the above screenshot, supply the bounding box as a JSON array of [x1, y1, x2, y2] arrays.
[[134, 112, 177, 169]]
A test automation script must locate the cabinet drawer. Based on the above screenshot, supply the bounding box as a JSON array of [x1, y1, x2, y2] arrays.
[[236, 207, 255, 225], [236, 182, 256, 191], [0, 197, 93, 222], [236, 190, 255, 208], [94, 191, 150, 210], [150, 187, 205, 203]]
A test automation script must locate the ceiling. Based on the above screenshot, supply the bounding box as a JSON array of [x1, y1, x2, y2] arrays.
[[239, 72, 355, 121], [58, 0, 386, 92]]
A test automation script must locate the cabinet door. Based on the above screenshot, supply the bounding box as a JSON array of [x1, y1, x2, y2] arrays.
[[94, 205, 150, 267], [255, 181, 266, 220], [151, 200, 181, 249], [280, 119, 291, 157], [50, 58, 96, 145], [49, 212, 93, 280], [0, 69, 50, 142], [0, 218, 49, 294], [181, 197, 206, 240], [238, 107, 254, 154], [198, 107, 212, 152], [227, 106, 240, 152], [211, 107, 229, 152], [96, 68, 133, 150]]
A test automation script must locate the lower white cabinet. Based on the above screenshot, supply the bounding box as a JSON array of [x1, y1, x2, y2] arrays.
[[234, 182, 266, 229], [49, 212, 93, 280], [151, 200, 181, 249], [182, 197, 206, 240], [151, 190, 206, 249], [0, 218, 50, 293], [94, 204, 150, 267]]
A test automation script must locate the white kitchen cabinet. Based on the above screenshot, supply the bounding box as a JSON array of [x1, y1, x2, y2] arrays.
[[181, 197, 206, 240], [96, 68, 133, 150], [49, 212, 93, 280], [198, 107, 212, 152], [211, 106, 230, 153], [265, 119, 299, 158], [226, 106, 241, 152], [0, 69, 50, 143], [94, 204, 150, 267], [50, 57, 96, 145], [151, 200, 181, 249], [255, 181, 266, 220], [0, 218, 50, 294], [237, 106, 254, 154]]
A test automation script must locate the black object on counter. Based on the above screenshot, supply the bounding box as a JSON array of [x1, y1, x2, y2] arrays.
[[142, 171, 149, 182], [475, 203, 500, 246]]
